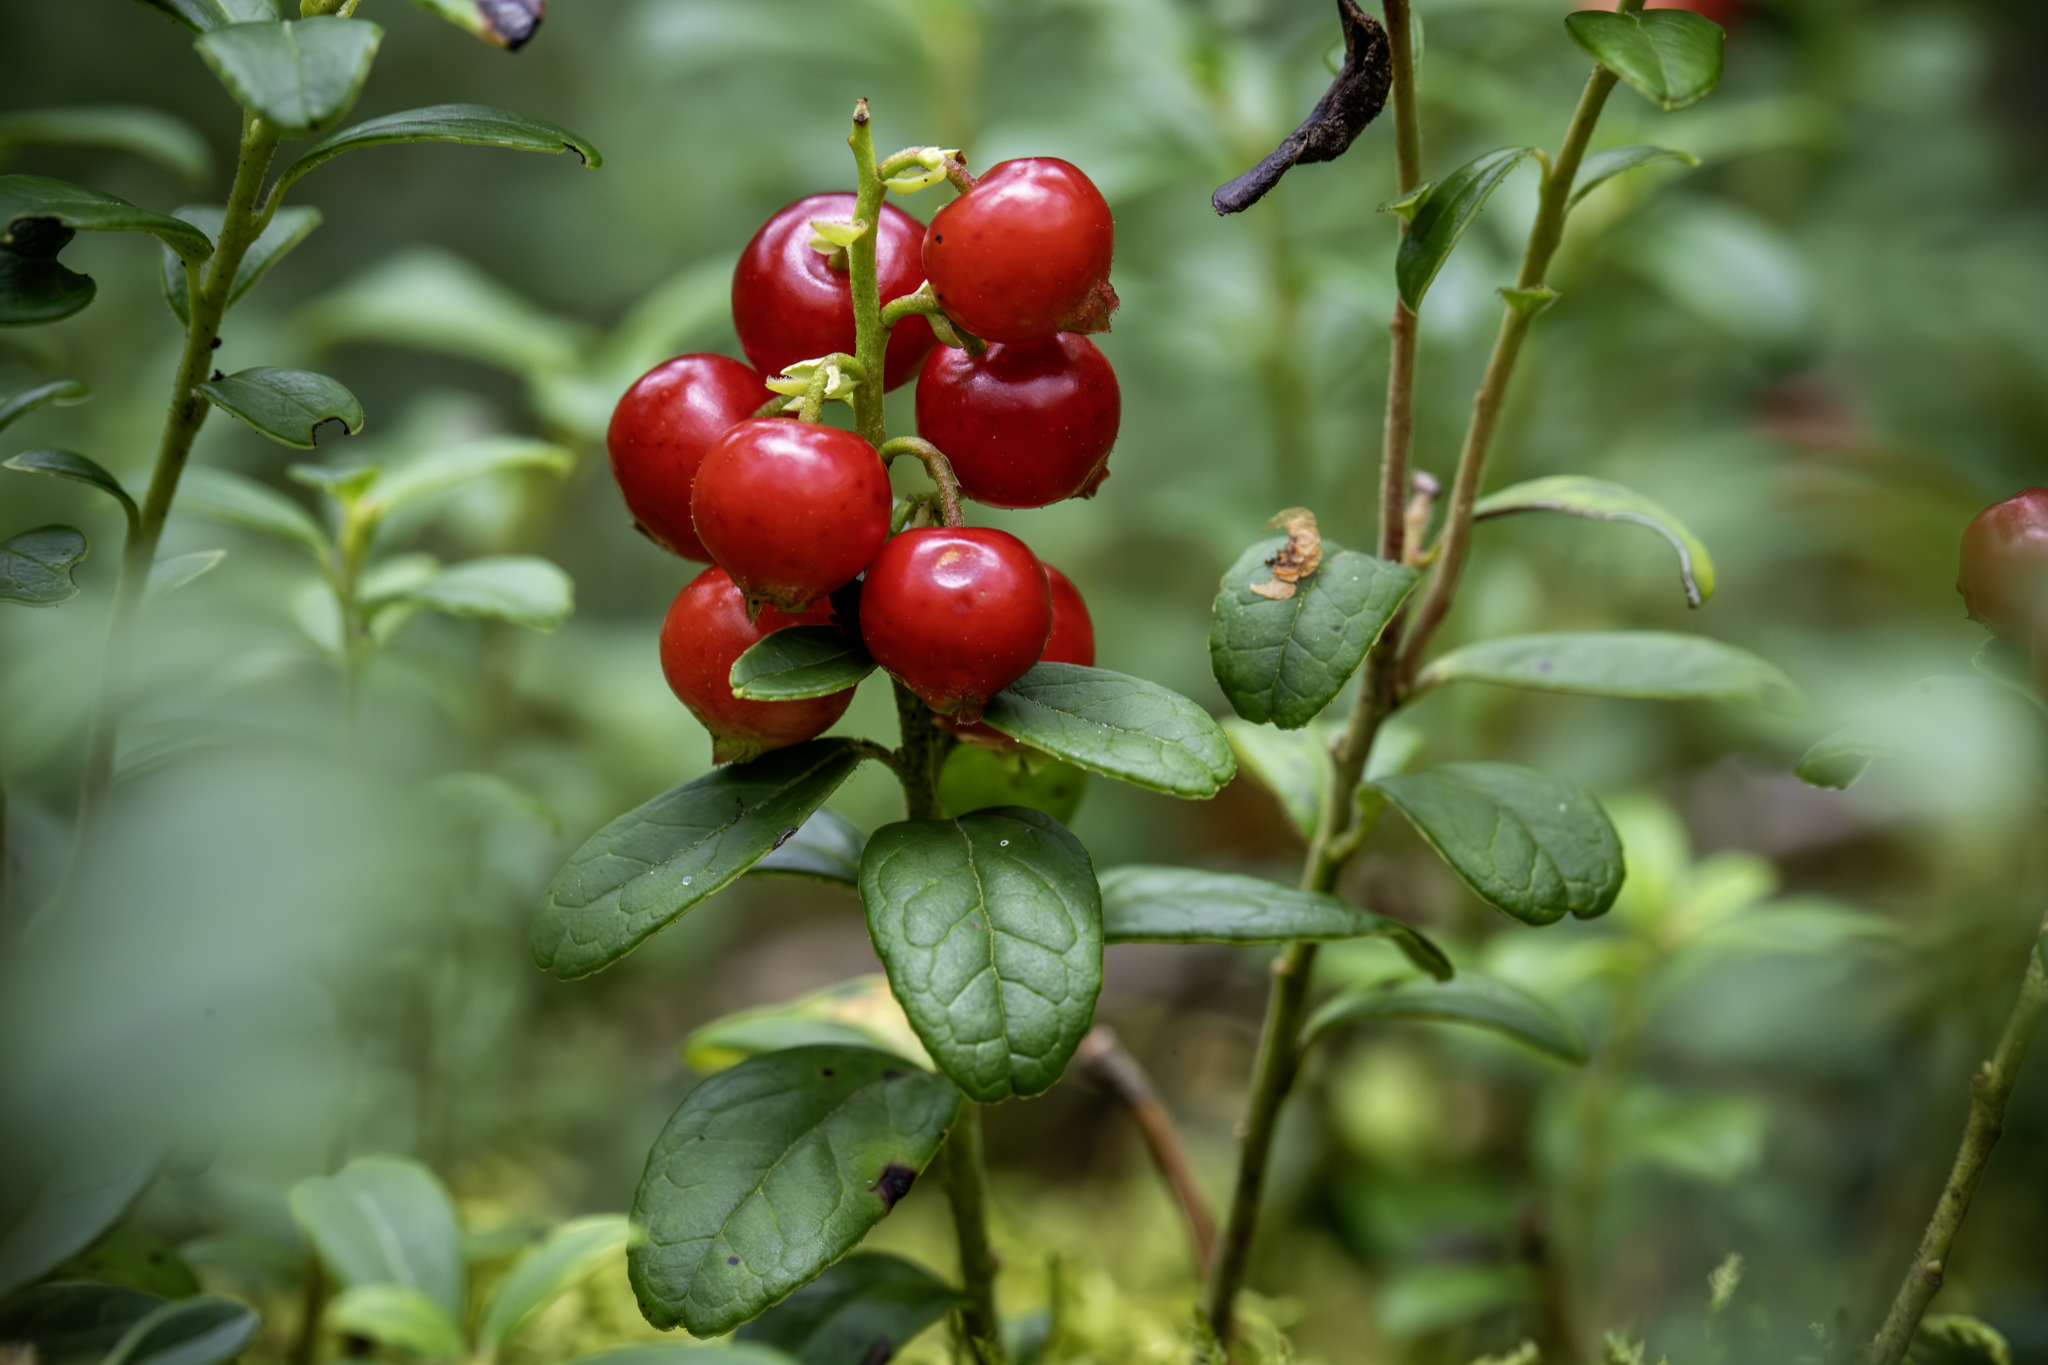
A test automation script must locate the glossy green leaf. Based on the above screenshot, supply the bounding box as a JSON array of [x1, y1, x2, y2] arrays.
[[1566, 9, 1725, 112], [196, 367, 363, 449], [404, 0, 544, 50], [1305, 974, 1587, 1063], [0, 379, 89, 433], [145, 549, 227, 602], [176, 466, 328, 559], [980, 662, 1236, 800], [1474, 475, 1715, 607], [0, 107, 211, 183], [629, 1046, 961, 1338], [300, 248, 590, 381], [1099, 865, 1452, 978], [276, 104, 600, 195], [129, 0, 234, 32], [750, 808, 867, 887], [534, 741, 867, 979], [194, 19, 384, 135], [860, 808, 1103, 1103], [0, 1151, 157, 1297], [1392, 147, 1537, 311], [736, 1252, 964, 1365], [0, 250, 96, 326], [683, 976, 929, 1076], [1415, 632, 1797, 708], [360, 436, 572, 519], [1209, 536, 1417, 729], [1222, 719, 1328, 840], [478, 1215, 634, 1355], [1908, 1314, 2014, 1365], [1569, 144, 1700, 206], [0, 525, 88, 607], [389, 555, 572, 631], [0, 174, 213, 264], [324, 1285, 464, 1362], [4, 449, 137, 525], [937, 743, 1088, 824], [102, 1296, 257, 1365], [0, 1283, 165, 1365], [160, 205, 321, 324], [289, 1156, 464, 1319], [730, 626, 874, 701], [1373, 762, 1624, 925]]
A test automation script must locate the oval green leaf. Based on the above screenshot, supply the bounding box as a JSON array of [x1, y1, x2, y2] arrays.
[[937, 744, 1088, 824], [160, 205, 321, 324], [1099, 865, 1451, 979], [0, 1283, 166, 1365], [533, 740, 868, 979], [360, 436, 572, 520], [4, 449, 137, 526], [0, 379, 90, 434], [196, 367, 363, 449], [1565, 9, 1725, 112], [102, 1297, 258, 1365], [1793, 675, 2015, 791], [194, 19, 384, 135], [1415, 631, 1797, 708], [979, 662, 1236, 800], [735, 1252, 965, 1365], [749, 807, 867, 887], [0, 250, 95, 325], [145, 549, 227, 602], [860, 808, 1103, 1103], [0, 1150, 157, 1298], [1473, 474, 1715, 607], [478, 1215, 634, 1355], [0, 525, 88, 607], [1305, 974, 1587, 1064], [0, 174, 213, 265], [325, 1285, 464, 1362], [276, 104, 601, 195], [1569, 144, 1700, 206], [1391, 147, 1536, 311], [730, 626, 875, 701], [176, 466, 328, 559], [683, 976, 929, 1076], [391, 555, 572, 631], [628, 1046, 962, 1338], [130, 0, 234, 32], [1209, 535, 1417, 729], [1372, 761, 1624, 926], [0, 107, 211, 184], [301, 248, 589, 381], [289, 1156, 464, 1319]]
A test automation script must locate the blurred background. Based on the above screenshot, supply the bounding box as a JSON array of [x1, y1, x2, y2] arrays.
[[4, 0, 2048, 1361]]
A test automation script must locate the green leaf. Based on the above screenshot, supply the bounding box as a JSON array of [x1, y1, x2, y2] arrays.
[[176, 466, 328, 560], [324, 1286, 464, 1362], [1099, 865, 1451, 977], [289, 1156, 464, 1320], [0, 174, 213, 264], [276, 104, 600, 196], [683, 976, 929, 1076], [736, 1252, 964, 1365], [860, 808, 1103, 1103], [1565, 9, 1725, 112], [102, 1297, 258, 1365], [1391, 147, 1537, 311], [358, 436, 572, 519], [478, 1215, 634, 1355], [629, 1046, 961, 1338], [750, 808, 867, 887], [1222, 719, 1329, 841], [1794, 675, 2014, 790], [145, 549, 227, 602], [1305, 974, 1587, 1063], [129, 0, 233, 32], [50, 1227, 199, 1300], [403, 0, 544, 50], [0, 107, 211, 183], [1909, 1315, 2015, 1365], [0, 1150, 157, 1297], [196, 367, 363, 449], [194, 19, 384, 135], [730, 626, 875, 701], [1415, 632, 1797, 708], [1208, 536, 1417, 729], [1473, 475, 1715, 607], [4, 449, 137, 525], [0, 379, 90, 433], [980, 662, 1236, 800], [0, 250, 97, 326], [1372, 762, 1624, 926], [388, 555, 572, 631], [570, 1348, 795, 1365], [301, 248, 590, 380], [0, 1283, 165, 1365], [937, 744, 1088, 825], [1569, 144, 1700, 206], [160, 205, 321, 324], [0, 525, 88, 607], [533, 741, 868, 979]]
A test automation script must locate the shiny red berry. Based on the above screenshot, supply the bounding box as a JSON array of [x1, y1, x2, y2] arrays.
[[860, 528, 1052, 722], [940, 564, 1094, 746], [732, 193, 934, 390], [914, 335, 1119, 508], [660, 566, 854, 764], [1959, 488, 2048, 639], [923, 159, 1117, 344], [691, 418, 892, 613], [607, 354, 771, 561]]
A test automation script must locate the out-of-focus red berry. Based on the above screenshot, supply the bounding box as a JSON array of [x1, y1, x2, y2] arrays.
[[915, 335, 1120, 508], [606, 354, 771, 561], [1959, 488, 2048, 640], [660, 566, 854, 764], [1595, 0, 1741, 32], [923, 159, 1117, 344], [860, 528, 1053, 722]]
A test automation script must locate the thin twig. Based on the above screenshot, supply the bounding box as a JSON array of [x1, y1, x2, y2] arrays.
[[1078, 1026, 1217, 1274]]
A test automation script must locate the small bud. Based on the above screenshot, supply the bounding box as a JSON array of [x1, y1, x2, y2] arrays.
[[808, 217, 869, 253], [884, 147, 954, 194]]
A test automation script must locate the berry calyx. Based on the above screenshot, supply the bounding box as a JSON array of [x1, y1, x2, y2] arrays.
[[660, 566, 854, 764], [607, 354, 772, 561], [914, 335, 1120, 508], [860, 528, 1052, 722], [732, 192, 935, 390], [691, 418, 892, 613], [1958, 488, 2048, 640], [923, 158, 1117, 344]]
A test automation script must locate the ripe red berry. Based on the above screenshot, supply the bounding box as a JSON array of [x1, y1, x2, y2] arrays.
[[732, 193, 935, 390], [691, 418, 892, 613], [940, 564, 1094, 746], [660, 566, 854, 764], [1595, 0, 1740, 28], [1959, 488, 2048, 640], [923, 159, 1117, 344], [860, 528, 1052, 722], [915, 335, 1120, 508], [607, 354, 771, 561]]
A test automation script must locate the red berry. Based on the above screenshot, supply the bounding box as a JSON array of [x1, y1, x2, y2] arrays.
[[915, 335, 1120, 508], [660, 566, 854, 764], [860, 528, 1052, 721], [1959, 488, 2048, 639], [923, 159, 1117, 344], [732, 193, 934, 390], [691, 418, 892, 613], [1596, 0, 1740, 28], [940, 564, 1094, 746], [607, 354, 771, 561]]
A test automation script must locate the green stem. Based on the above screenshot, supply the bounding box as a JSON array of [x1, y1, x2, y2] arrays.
[[846, 101, 889, 450], [1866, 908, 2048, 1365], [877, 436, 965, 527], [945, 1102, 1007, 1363]]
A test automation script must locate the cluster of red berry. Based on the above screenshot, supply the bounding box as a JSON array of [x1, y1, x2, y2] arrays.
[[605, 157, 1120, 762]]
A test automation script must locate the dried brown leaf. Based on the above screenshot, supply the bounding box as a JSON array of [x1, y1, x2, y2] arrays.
[[1247, 507, 1323, 599]]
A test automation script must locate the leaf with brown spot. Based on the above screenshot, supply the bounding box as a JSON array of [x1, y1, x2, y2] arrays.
[[1248, 507, 1323, 599]]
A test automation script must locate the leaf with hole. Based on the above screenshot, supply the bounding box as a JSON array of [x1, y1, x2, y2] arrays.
[[478, 1215, 634, 1355], [1389, 147, 1536, 311], [1474, 475, 1715, 607], [1566, 9, 1725, 112], [1417, 631, 1797, 708], [388, 555, 572, 631], [860, 807, 1102, 1103], [176, 466, 328, 559], [629, 1046, 961, 1338], [4, 449, 137, 524], [0, 379, 89, 433], [0, 107, 211, 183], [683, 976, 929, 1076], [277, 104, 599, 195], [749, 807, 867, 887], [0, 525, 88, 607], [195, 19, 383, 134], [0, 174, 212, 265], [736, 1252, 965, 1365], [1305, 974, 1586, 1063], [0, 1149, 157, 1298], [102, 1296, 258, 1365], [0, 1283, 166, 1365], [533, 741, 868, 979], [289, 1156, 464, 1319], [325, 1286, 464, 1362], [196, 368, 362, 450], [1570, 144, 1700, 206], [980, 662, 1235, 800], [1209, 535, 1416, 729], [730, 626, 875, 701], [160, 205, 321, 325], [0, 250, 96, 326], [146, 549, 227, 602]]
